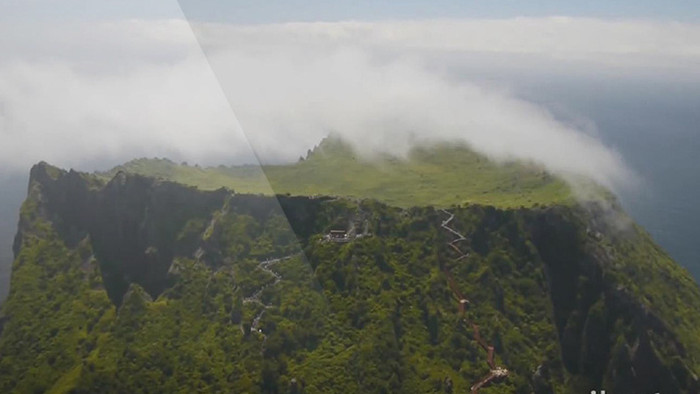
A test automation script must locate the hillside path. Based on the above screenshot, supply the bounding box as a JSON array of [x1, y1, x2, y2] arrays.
[[439, 209, 509, 393], [243, 254, 298, 350]]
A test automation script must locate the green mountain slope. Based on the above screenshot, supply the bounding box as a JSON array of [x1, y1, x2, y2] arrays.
[[1, 159, 699, 393], [103, 137, 573, 209]]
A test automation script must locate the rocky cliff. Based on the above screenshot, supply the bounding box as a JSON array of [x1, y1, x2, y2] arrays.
[[0, 162, 698, 393]]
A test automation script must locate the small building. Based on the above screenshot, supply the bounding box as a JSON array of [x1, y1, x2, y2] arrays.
[[324, 229, 353, 243], [328, 229, 348, 240], [323, 221, 372, 243]]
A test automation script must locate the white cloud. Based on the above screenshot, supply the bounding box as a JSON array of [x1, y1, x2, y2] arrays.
[[0, 20, 255, 171], [194, 18, 679, 190], [195, 18, 700, 76], [3, 17, 698, 190]]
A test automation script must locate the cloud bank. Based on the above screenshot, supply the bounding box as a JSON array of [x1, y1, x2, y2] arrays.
[[0, 20, 256, 171], [3, 17, 699, 189]]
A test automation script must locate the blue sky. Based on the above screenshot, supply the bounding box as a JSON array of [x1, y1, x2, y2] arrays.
[[3, 0, 700, 23], [178, 0, 700, 23]]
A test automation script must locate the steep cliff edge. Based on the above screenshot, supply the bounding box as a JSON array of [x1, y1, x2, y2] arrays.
[[0, 163, 698, 393], [524, 205, 700, 392], [13, 163, 230, 304]]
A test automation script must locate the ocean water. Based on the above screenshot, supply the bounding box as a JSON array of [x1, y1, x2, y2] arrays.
[[593, 95, 700, 281], [521, 77, 700, 282], [0, 175, 27, 301]]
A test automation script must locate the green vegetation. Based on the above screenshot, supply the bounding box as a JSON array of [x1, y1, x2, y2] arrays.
[[103, 137, 573, 209], [1, 147, 699, 393], [1, 173, 570, 393]]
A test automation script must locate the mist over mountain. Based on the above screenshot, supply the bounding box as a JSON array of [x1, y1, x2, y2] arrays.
[[3, 17, 677, 186], [3, 16, 700, 299]]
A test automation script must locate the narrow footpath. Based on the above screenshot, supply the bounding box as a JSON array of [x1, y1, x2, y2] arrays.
[[242, 254, 297, 351]]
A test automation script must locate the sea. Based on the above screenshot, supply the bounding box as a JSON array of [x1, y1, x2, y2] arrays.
[[521, 75, 700, 281]]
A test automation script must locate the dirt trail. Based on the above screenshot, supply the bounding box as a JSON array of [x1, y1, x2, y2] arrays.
[[439, 209, 509, 393]]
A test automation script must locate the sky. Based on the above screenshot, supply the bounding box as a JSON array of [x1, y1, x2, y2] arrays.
[[2, 1, 700, 297], [2, 2, 700, 188], [4, 1, 700, 23], [180, 1, 700, 23]]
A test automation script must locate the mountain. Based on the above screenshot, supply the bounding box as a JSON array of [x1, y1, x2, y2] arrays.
[[1, 141, 699, 393], [102, 136, 575, 209]]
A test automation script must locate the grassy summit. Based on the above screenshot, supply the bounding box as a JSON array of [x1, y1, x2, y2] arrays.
[[103, 137, 573, 208]]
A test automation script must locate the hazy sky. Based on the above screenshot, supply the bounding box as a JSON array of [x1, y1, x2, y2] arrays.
[[0, 1, 699, 188], [4, 1, 700, 22]]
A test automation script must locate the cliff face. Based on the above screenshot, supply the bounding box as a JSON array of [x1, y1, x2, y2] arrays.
[[1, 163, 699, 393], [525, 206, 700, 392], [14, 163, 230, 304]]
